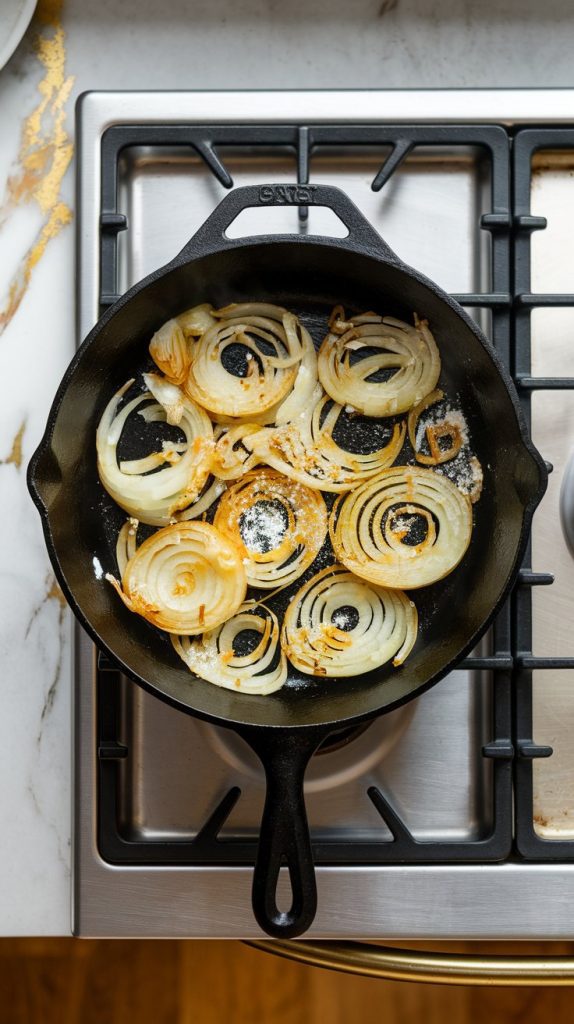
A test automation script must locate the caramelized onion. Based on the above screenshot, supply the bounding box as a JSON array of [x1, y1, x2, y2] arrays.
[[318, 311, 440, 417], [273, 313, 318, 424], [210, 312, 318, 428], [115, 518, 139, 577], [176, 303, 217, 338], [149, 305, 216, 385], [172, 603, 287, 695], [330, 465, 472, 589], [281, 565, 417, 677], [244, 386, 406, 493], [213, 468, 327, 589], [149, 319, 190, 386], [96, 375, 214, 526], [211, 423, 262, 480], [175, 476, 226, 521], [106, 521, 246, 634], [185, 303, 305, 418]]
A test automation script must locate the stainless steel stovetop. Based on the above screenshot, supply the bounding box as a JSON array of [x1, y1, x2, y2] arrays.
[[75, 90, 574, 938]]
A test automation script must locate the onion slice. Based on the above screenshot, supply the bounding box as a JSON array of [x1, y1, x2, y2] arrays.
[[96, 375, 214, 526], [149, 305, 217, 385], [213, 468, 327, 589], [273, 313, 318, 425], [211, 423, 263, 480], [330, 465, 473, 589], [177, 303, 217, 338], [115, 518, 139, 577], [318, 310, 441, 417], [149, 319, 189, 386], [281, 565, 417, 677], [210, 313, 319, 428], [175, 476, 226, 521], [185, 303, 305, 418], [172, 603, 287, 695], [244, 385, 406, 493], [106, 521, 246, 634]]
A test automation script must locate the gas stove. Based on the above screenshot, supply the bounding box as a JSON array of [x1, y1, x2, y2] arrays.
[[75, 90, 574, 938]]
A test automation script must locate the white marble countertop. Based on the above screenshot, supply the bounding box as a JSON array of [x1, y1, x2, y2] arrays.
[[1, 0, 574, 938]]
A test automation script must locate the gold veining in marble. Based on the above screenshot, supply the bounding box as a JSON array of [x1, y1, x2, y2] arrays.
[[0, 0, 74, 335], [22, 571, 69, 732], [25, 571, 68, 641], [0, 420, 26, 468], [46, 576, 66, 608]]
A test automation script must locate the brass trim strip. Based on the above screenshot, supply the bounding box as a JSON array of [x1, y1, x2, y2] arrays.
[[246, 940, 574, 986]]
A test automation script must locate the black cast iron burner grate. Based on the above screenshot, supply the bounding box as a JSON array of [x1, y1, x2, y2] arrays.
[[513, 128, 574, 860], [94, 121, 552, 867]]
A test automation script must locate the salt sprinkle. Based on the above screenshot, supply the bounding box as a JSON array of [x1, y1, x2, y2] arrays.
[[436, 452, 483, 498], [240, 502, 286, 553], [415, 404, 469, 451], [391, 514, 418, 534], [331, 609, 354, 630]]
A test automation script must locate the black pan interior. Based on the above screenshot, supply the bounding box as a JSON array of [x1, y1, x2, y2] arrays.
[[35, 240, 542, 729]]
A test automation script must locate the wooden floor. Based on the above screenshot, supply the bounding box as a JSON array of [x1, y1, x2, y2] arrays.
[[1, 939, 574, 1022]]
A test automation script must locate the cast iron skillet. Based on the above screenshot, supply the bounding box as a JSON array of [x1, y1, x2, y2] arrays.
[[28, 184, 546, 938]]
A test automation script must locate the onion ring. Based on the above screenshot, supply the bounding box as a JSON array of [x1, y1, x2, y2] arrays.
[[96, 374, 214, 527], [318, 310, 440, 417], [281, 565, 418, 677], [185, 303, 305, 418], [106, 521, 246, 634], [213, 468, 327, 589], [172, 603, 287, 695], [210, 312, 318, 428], [330, 465, 472, 589], [244, 385, 406, 493]]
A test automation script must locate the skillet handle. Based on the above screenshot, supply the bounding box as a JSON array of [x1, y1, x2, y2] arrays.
[[178, 183, 400, 263], [237, 725, 328, 939]]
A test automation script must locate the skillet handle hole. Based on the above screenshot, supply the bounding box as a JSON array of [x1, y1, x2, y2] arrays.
[[225, 205, 349, 240], [275, 858, 295, 916], [238, 725, 328, 938]]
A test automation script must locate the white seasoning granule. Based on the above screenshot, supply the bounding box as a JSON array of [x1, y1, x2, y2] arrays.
[[415, 404, 469, 451], [240, 502, 286, 553]]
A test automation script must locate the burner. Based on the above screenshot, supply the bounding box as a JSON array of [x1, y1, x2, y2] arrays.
[[197, 705, 414, 794]]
